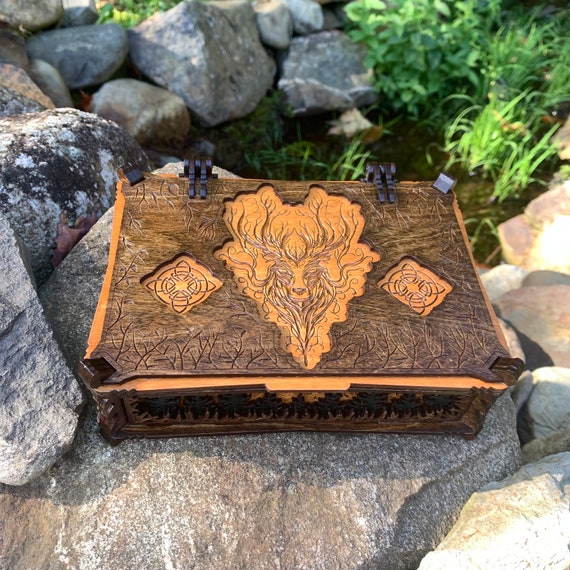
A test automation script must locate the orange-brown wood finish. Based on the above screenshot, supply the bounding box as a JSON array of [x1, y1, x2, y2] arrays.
[[80, 170, 523, 443]]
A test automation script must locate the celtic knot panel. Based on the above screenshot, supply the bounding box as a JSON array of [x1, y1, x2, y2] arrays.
[[142, 253, 222, 314], [378, 258, 452, 316]]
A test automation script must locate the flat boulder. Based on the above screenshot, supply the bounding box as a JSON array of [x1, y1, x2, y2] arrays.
[[0, 394, 520, 569], [26, 24, 128, 89], [91, 78, 190, 145], [0, 213, 83, 486], [0, 108, 149, 283], [277, 30, 377, 115], [128, 0, 275, 127]]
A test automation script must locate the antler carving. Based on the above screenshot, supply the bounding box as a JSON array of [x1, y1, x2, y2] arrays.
[[215, 184, 380, 369]]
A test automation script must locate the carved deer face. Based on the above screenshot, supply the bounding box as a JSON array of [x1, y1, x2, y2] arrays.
[[215, 185, 380, 369]]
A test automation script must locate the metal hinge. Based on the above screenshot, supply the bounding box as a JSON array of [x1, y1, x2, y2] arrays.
[[432, 172, 457, 194], [362, 162, 397, 204], [179, 156, 218, 199], [119, 163, 145, 186]]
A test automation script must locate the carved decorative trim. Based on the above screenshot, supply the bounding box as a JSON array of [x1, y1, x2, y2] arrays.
[[141, 253, 222, 315], [378, 258, 452, 316], [215, 184, 380, 369]]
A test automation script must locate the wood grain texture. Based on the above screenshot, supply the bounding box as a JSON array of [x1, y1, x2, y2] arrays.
[[81, 171, 523, 441]]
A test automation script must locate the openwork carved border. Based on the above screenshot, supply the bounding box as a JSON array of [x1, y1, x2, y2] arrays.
[[125, 391, 469, 424]]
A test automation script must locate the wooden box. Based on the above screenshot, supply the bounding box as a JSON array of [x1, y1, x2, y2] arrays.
[[80, 161, 523, 443]]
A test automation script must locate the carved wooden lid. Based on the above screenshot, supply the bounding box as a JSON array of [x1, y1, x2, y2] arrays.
[[83, 171, 522, 396]]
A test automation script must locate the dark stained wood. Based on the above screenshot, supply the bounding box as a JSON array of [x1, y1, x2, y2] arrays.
[[80, 170, 523, 443]]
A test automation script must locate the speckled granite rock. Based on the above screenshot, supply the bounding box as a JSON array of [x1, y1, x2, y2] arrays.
[[0, 213, 83, 486], [418, 452, 570, 570], [0, 108, 149, 283]]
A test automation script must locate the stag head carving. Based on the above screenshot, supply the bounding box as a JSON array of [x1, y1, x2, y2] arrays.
[[215, 185, 380, 369]]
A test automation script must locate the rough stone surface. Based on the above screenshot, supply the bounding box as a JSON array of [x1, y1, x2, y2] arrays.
[[277, 31, 377, 115], [0, 213, 83, 486], [496, 285, 570, 369], [254, 0, 294, 50], [499, 181, 570, 274], [322, 5, 344, 29], [552, 114, 570, 160], [522, 269, 570, 287], [129, 0, 275, 127], [525, 367, 570, 440], [417, 452, 570, 570], [61, 0, 98, 27], [479, 263, 528, 303], [0, 108, 149, 283], [0, 394, 520, 570], [0, 0, 63, 32], [38, 162, 237, 370], [0, 63, 55, 117], [282, 0, 323, 34], [497, 317, 525, 364], [510, 369, 534, 415], [522, 428, 570, 464], [91, 78, 190, 145], [26, 24, 128, 89], [28, 59, 74, 108], [0, 28, 29, 69]]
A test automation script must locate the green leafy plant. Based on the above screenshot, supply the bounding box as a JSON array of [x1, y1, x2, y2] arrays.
[[443, 10, 568, 201], [464, 217, 501, 265], [96, 0, 182, 28], [244, 131, 373, 182], [344, 0, 500, 119]]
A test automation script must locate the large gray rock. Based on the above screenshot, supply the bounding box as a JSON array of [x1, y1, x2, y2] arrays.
[[254, 0, 294, 50], [277, 30, 377, 115], [0, 0, 63, 32], [0, 63, 55, 117], [28, 59, 74, 108], [524, 367, 570, 440], [28, 162, 522, 570], [496, 285, 570, 369], [522, 269, 570, 287], [61, 0, 98, 27], [26, 24, 128, 89], [418, 452, 570, 570], [0, 28, 29, 69], [522, 428, 570, 464], [282, 0, 323, 34], [499, 180, 570, 274], [128, 0, 275, 127], [0, 213, 83, 486], [91, 79, 191, 145], [0, 108, 149, 284], [479, 263, 528, 303], [0, 395, 520, 569]]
